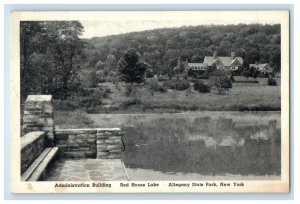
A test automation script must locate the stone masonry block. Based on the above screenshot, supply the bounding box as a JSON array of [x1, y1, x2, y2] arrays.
[[42, 126, 53, 132], [85, 151, 96, 158], [105, 139, 121, 145], [96, 145, 106, 152], [77, 134, 87, 139], [97, 140, 105, 144], [23, 115, 39, 123], [75, 138, 84, 143], [64, 151, 86, 158], [43, 106, 53, 114], [109, 149, 122, 153], [36, 118, 46, 125], [46, 118, 54, 126], [97, 151, 109, 158], [97, 136, 108, 140], [107, 153, 121, 159], [87, 138, 96, 143], [106, 145, 120, 151]]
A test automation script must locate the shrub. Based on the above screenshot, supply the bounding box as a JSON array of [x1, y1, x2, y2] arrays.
[[145, 68, 154, 78], [194, 80, 210, 93], [90, 71, 98, 87], [54, 110, 95, 128], [53, 86, 111, 112], [147, 79, 167, 95], [221, 78, 232, 89], [209, 70, 232, 94], [157, 75, 169, 82], [122, 99, 142, 109], [79, 91, 103, 112], [125, 84, 133, 96], [163, 79, 190, 91], [99, 85, 112, 98], [268, 76, 277, 86], [157, 85, 167, 93], [95, 70, 107, 83], [175, 80, 190, 90], [198, 73, 209, 79], [53, 97, 79, 111]]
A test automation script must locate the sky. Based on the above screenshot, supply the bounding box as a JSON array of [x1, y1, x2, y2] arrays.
[[79, 11, 285, 38]]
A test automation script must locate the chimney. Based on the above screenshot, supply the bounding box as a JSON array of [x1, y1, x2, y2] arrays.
[[213, 51, 217, 59], [231, 52, 235, 59]]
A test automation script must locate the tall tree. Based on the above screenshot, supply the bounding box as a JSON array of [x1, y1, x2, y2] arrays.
[[20, 21, 45, 100], [47, 21, 85, 92], [117, 48, 147, 84], [20, 21, 85, 100]]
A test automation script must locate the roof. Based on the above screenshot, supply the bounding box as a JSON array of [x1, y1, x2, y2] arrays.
[[188, 63, 207, 67], [26, 95, 52, 102], [187, 63, 208, 69], [204, 56, 244, 66], [249, 63, 270, 71], [250, 131, 269, 140], [219, 136, 237, 147]]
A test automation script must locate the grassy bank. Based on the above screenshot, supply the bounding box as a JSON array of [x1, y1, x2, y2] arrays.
[[53, 76, 281, 114], [54, 109, 280, 130], [54, 110, 95, 129], [96, 76, 281, 112]]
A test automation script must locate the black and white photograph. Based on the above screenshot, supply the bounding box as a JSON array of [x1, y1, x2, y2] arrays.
[[10, 11, 290, 193]]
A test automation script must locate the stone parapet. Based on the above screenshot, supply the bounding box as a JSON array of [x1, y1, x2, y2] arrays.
[[21, 131, 46, 174], [54, 128, 124, 159], [22, 95, 54, 146], [96, 129, 124, 159]]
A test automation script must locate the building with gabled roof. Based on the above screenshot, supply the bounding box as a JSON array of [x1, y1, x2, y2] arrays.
[[249, 63, 273, 75], [184, 62, 207, 71], [203, 51, 244, 71]]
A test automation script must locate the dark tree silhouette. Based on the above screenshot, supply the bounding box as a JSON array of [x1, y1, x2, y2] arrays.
[[117, 48, 147, 84], [20, 21, 85, 100]]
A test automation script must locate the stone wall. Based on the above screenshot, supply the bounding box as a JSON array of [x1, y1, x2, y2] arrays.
[[96, 128, 124, 159], [22, 95, 54, 146], [54, 128, 124, 159], [21, 94, 124, 161], [21, 131, 46, 174]]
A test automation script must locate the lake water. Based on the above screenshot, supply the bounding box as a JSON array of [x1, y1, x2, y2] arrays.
[[89, 112, 281, 180]]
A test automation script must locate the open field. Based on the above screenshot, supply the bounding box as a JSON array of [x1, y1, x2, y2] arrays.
[[54, 110, 95, 129], [87, 76, 281, 113], [55, 110, 281, 129]]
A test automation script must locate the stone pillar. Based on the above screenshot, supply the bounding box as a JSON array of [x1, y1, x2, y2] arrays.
[[96, 129, 124, 159], [22, 95, 54, 146]]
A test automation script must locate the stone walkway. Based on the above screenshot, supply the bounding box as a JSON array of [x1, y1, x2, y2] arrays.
[[45, 158, 129, 181]]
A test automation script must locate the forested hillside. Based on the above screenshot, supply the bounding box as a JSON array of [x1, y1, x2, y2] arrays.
[[21, 22, 281, 113], [83, 24, 281, 76]]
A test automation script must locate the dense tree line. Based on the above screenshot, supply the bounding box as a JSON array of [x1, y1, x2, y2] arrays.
[[20, 21, 85, 101], [21, 23, 281, 102], [84, 24, 281, 77]]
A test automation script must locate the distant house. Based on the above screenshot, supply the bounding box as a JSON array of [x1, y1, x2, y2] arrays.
[[249, 63, 273, 75], [184, 62, 208, 75], [184, 63, 208, 71], [178, 51, 243, 77], [203, 51, 244, 71]]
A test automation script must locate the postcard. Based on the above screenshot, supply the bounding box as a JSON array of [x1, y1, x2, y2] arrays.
[[10, 10, 289, 193]]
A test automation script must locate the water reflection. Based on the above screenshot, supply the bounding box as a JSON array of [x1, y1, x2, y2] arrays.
[[122, 115, 281, 177]]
